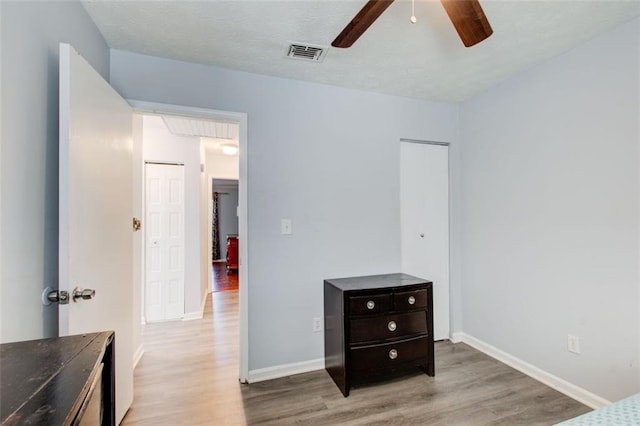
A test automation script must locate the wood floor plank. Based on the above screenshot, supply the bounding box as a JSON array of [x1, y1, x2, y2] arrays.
[[212, 261, 239, 292], [122, 286, 591, 425]]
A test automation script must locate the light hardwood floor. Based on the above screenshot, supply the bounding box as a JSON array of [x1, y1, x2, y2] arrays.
[[122, 291, 590, 425]]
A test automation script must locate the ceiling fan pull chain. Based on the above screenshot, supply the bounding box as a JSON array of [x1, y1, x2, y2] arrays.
[[410, 0, 417, 24]]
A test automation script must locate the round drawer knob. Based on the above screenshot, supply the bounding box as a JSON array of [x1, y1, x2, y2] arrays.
[[408, 296, 416, 305], [366, 300, 375, 310], [389, 349, 398, 360], [388, 321, 397, 332]]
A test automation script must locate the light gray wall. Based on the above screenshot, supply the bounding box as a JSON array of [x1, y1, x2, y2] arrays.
[[1, 1, 110, 343], [110, 52, 459, 370], [459, 18, 640, 402], [214, 184, 239, 261]]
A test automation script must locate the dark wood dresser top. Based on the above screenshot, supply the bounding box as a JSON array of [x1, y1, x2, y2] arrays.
[[324, 273, 431, 292], [1, 331, 114, 425]]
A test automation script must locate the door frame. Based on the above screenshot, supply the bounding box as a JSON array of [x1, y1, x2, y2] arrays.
[[129, 100, 250, 382], [399, 138, 452, 340]]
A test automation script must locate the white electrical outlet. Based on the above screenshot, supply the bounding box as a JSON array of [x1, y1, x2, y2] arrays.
[[313, 317, 322, 332], [281, 218, 292, 235], [568, 334, 581, 354]]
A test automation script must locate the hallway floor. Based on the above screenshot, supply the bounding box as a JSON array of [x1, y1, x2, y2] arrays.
[[213, 261, 239, 292], [122, 290, 244, 425]]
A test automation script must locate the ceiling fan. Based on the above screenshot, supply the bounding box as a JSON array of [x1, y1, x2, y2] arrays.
[[332, 0, 493, 48]]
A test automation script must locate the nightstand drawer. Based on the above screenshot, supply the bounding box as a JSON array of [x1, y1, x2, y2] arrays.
[[350, 311, 427, 345], [349, 294, 392, 316], [350, 336, 429, 374], [394, 289, 428, 311]]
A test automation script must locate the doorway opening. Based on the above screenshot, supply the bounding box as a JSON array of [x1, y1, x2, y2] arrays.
[[211, 178, 240, 292], [132, 101, 249, 383]]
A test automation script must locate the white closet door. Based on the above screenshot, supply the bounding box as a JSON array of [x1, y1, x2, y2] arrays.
[[400, 142, 450, 341], [58, 43, 133, 423], [145, 163, 185, 322]]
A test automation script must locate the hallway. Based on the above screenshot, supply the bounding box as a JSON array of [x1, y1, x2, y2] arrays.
[[122, 289, 245, 425]]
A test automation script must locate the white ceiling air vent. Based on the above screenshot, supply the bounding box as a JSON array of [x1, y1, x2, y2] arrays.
[[285, 42, 327, 63]]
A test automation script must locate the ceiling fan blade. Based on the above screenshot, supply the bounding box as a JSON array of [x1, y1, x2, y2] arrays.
[[332, 0, 395, 48], [440, 0, 493, 47]]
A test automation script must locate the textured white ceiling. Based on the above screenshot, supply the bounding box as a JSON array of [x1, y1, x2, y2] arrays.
[[82, 0, 640, 102]]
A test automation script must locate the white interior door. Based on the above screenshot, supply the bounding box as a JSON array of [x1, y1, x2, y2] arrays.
[[400, 141, 450, 340], [145, 163, 185, 322], [59, 43, 134, 423]]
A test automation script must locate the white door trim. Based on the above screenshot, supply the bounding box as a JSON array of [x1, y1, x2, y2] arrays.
[[128, 100, 250, 383]]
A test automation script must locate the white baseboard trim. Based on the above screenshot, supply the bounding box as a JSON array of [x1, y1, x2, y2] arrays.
[[133, 344, 144, 369], [454, 332, 611, 409], [450, 331, 464, 344], [248, 358, 325, 383], [182, 290, 210, 321], [182, 311, 203, 321]]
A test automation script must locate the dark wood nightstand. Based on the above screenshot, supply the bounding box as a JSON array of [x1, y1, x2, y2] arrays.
[[324, 273, 434, 397]]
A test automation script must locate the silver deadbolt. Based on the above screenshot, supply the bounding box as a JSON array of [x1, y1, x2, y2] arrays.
[[73, 287, 96, 302], [42, 287, 69, 305]]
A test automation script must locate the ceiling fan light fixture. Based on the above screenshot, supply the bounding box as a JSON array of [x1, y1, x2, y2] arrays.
[[221, 143, 239, 155], [440, 0, 493, 47], [332, 0, 493, 49]]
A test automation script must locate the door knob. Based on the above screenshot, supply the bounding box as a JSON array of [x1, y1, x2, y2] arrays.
[[73, 287, 96, 302]]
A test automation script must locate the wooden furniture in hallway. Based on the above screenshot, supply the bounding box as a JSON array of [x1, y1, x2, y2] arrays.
[[226, 235, 238, 272]]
